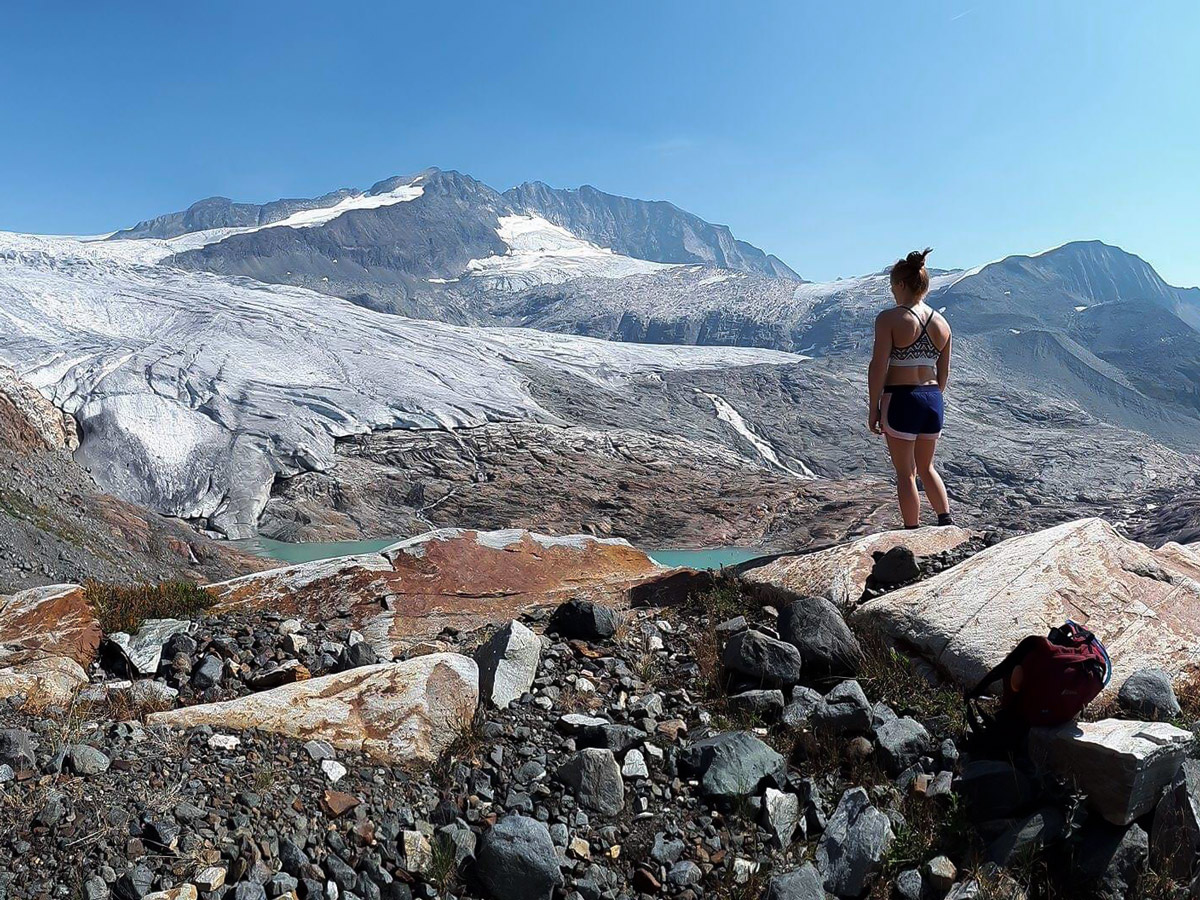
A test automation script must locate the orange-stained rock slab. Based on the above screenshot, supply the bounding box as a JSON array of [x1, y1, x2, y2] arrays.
[[211, 528, 666, 655], [740, 526, 977, 608], [0, 583, 99, 706]]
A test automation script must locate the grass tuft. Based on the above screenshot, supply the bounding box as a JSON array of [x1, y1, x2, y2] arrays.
[[85, 579, 213, 635]]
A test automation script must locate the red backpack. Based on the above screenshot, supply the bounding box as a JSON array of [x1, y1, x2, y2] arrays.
[[966, 621, 1112, 748]]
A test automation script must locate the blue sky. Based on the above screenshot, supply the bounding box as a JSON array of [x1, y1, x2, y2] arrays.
[[2, 1, 1197, 284]]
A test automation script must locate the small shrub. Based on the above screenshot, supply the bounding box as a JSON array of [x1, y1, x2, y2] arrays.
[[85, 580, 213, 634]]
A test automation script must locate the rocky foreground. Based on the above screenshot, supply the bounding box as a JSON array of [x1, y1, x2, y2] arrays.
[[2, 523, 1200, 900]]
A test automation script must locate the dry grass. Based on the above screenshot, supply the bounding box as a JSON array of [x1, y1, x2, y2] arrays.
[[1173, 668, 1200, 723], [85, 579, 213, 635], [855, 624, 966, 736]]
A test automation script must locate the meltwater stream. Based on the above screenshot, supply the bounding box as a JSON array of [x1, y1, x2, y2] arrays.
[[232, 536, 765, 570]]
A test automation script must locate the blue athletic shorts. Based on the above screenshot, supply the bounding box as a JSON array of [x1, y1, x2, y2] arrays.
[[881, 385, 944, 440]]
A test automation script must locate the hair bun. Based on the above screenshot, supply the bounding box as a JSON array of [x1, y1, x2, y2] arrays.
[[906, 248, 933, 267]]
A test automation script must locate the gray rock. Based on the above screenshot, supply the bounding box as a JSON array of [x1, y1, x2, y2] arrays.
[[83, 876, 110, 900], [1076, 821, 1149, 900], [556, 748, 625, 816], [728, 689, 785, 717], [721, 629, 803, 686], [777, 596, 863, 677], [1118, 669, 1181, 721], [475, 620, 541, 708], [340, 640, 378, 670], [676, 731, 786, 800], [65, 744, 111, 776], [894, 868, 923, 900], [621, 749, 649, 779], [34, 788, 67, 828], [0, 728, 36, 773], [1150, 758, 1200, 881], [816, 787, 894, 897], [666, 861, 702, 887], [191, 653, 224, 690], [814, 680, 872, 735], [875, 716, 932, 774], [763, 864, 824, 900], [924, 855, 957, 894], [476, 815, 564, 900], [233, 884, 267, 900], [650, 833, 685, 865], [113, 865, 153, 900], [782, 686, 824, 729]]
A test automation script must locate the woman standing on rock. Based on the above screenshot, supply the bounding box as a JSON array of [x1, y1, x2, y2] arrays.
[[867, 248, 954, 529]]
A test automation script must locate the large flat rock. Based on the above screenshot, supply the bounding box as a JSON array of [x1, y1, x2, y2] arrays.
[[1029, 719, 1194, 825], [0, 584, 98, 704], [148, 653, 478, 763], [211, 528, 666, 655], [741, 526, 976, 607], [854, 518, 1200, 689]]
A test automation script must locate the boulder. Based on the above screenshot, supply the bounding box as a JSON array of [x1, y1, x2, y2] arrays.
[[1076, 821, 1149, 900], [474, 620, 541, 708], [875, 717, 932, 775], [721, 629, 803, 686], [813, 680, 872, 735], [870, 546, 920, 585], [955, 760, 1038, 821], [550, 598, 620, 641], [0, 584, 99, 705], [762, 787, 801, 847], [556, 749, 625, 816], [816, 787, 894, 897], [1029, 718, 1194, 825], [148, 653, 479, 764], [743, 526, 975, 607], [782, 686, 824, 729], [1150, 758, 1200, 881], [676, 731, 786, 800], [728, 689, 786, 718], [776, 595, 863, 678], [986, 807, 1066, 866], [475, 815, 563, 900], [210, 528, 663, 657], [854, 519, 1200, 689], [763, 864, 824, 900], [1117, 669, 1181, 721]]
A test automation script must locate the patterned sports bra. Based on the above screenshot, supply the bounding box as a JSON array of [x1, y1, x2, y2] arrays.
[[889, 306, 943, 368]]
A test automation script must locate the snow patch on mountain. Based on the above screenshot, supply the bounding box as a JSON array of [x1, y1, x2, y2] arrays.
[[465, 214, 673, 290]]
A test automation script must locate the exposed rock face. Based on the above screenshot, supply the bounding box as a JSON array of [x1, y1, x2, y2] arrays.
[[1029, 718, 1194, 825], [148, 654, 479, 764], [743, 526, 976, 608], [1149, 759, 1200, 881], [0, 365, 77, 452], [212, 528, 666, 656], [0, 584, 100, 704], [854, 519, 1200, 688], [260, 421, 896, 550]]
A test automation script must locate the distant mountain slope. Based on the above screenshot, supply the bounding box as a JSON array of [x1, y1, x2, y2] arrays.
[[106, 168, 800, 318], [503, 181, 800, 279]]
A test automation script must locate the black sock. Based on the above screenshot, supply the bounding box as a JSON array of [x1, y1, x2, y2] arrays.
[[938, 513, 954, 526], [904, 524, 919, 530]]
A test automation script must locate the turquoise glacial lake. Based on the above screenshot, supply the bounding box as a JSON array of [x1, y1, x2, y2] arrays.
[[233, 536, 766, 570]]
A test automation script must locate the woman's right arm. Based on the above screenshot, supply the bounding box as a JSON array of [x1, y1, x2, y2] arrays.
[[937, 331, 952, 393]]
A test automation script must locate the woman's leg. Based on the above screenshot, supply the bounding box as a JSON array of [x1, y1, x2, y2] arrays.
[[885, 434, 920, 527], [915, 437, 950, 516]]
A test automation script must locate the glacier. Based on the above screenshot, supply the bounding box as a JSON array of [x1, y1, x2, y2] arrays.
[[0, 232, 805, 538]]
